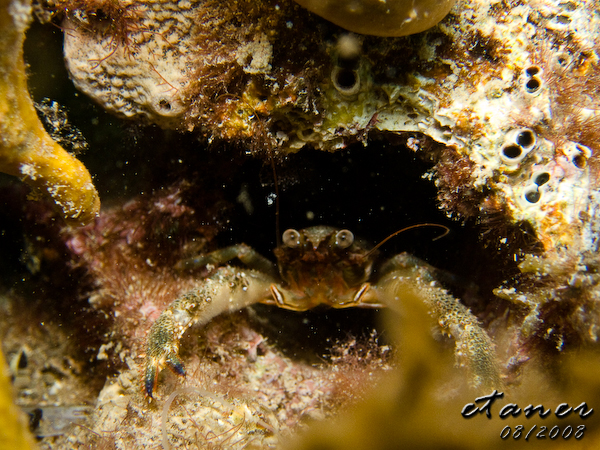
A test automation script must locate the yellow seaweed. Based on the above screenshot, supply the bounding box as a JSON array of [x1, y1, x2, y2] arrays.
[[284, 286, 600, 450], [0, 348, 36, 450], [0, 0, 99, 226]]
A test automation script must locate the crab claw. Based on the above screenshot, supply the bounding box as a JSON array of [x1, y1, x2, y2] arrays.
[[144, 359, 159, 398], [144, 352, 186, 398], [144, 313, 187, 397], [166, 353, 186, 377]]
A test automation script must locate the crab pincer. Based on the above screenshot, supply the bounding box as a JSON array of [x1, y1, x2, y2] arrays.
[[143, 311, 186, 397], [143, 266, 275, 397]]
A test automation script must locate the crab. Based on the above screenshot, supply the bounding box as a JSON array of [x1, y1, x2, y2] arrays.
[[143, 225, 501, 397]]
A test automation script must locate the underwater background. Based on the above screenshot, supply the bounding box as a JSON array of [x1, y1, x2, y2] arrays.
[[1, 0, 600, 448]]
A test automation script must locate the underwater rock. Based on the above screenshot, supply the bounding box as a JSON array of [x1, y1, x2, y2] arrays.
[[53, 0, 600, 256]]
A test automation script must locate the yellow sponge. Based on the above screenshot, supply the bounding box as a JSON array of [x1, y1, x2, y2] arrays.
[[0, 0, 99, 226], [0, 348, 36, 450]]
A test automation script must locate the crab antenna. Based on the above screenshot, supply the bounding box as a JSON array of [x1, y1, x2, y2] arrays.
[[364, 223, 450, 259], [250, 103, 282, 248], [271, 156, 281, 248]]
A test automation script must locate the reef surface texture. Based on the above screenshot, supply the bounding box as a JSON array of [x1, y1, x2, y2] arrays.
[[59, 0, 599, 250], [1, 0, 600, 448]]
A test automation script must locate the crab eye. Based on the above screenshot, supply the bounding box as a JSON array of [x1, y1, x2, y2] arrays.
[[335, 229, 354, 249], [282, 229, 301, 248]]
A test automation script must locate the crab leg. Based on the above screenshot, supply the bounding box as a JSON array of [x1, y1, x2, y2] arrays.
[[144, 266, 275, 397], [373, 253, 502, 391], [175, 244, 278, 279]]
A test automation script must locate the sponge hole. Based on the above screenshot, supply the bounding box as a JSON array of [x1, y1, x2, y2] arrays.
[[533, 172, 550, 186]]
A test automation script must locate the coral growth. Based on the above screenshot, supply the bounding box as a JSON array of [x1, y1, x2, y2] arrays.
[[65, 317, 393, 449], [63, 179, 226, 356], [49, 0, 600, 255], [0, 0, 99, 225]]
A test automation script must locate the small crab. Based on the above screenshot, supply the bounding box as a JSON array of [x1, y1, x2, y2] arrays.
[[144, 226, 501, 397]]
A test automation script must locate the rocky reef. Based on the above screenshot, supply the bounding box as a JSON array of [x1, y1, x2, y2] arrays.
[[1, 0, 600, 448], [53, 0, 600, 255]]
